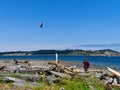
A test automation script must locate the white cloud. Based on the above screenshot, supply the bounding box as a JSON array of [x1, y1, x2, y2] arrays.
[[0, 43, 71, 52]]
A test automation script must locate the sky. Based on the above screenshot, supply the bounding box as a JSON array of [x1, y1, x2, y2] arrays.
[[0, 0, 120, 52]]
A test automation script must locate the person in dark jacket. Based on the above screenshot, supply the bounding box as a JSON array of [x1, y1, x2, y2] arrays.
[[83, 59, 89, 71]]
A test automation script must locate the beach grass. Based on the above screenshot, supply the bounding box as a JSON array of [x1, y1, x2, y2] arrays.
[[29, 75, 105, 90]]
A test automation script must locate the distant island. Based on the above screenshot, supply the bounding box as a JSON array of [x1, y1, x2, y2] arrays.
[[0, 49, 120, 56]]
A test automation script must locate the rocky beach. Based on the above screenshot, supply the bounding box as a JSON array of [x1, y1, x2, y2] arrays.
[[0, 59, 119, 90], [0, 60, 107, 72]]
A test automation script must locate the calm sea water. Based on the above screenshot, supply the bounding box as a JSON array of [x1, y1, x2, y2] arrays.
[[0, 55, 119, 68]]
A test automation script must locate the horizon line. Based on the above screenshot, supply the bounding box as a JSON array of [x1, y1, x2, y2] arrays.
[[0, 48, 119, 53]]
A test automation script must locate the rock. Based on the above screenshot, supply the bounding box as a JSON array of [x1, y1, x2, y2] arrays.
[[4, 77, 39, 87], [45, 75, 54, 85], [19, 75, 42, 82], [4, 77, 25, 82], [4, 64, 19, 72], [13, 81, 39, 87]]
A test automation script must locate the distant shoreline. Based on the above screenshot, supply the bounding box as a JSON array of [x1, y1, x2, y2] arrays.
[[0, 49, 120, 56]]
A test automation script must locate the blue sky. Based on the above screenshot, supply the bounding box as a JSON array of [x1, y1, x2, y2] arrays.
[[0, 0, 120, 51]]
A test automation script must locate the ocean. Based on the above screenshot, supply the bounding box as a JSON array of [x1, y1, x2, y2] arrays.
[[0, 55, 119, 68]]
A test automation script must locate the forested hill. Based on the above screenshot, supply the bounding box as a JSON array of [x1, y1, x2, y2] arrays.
[[0, 49, 120, 56]]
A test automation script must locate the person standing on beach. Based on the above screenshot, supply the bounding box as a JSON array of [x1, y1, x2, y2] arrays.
[[83, 59, 89, 71]]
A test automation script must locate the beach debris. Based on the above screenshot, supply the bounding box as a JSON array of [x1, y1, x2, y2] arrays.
[[45, 75, 62, 85], [14, 59, 29, 64], [0, 64, 6, 70], [4, 77, 39, 87], [50, 71, 71, 78], [4, 64, 19, 73], [107, 67, 120, 77], [97, 73, 107, 80], [19, 74, 42, 82], [45, 75, 54, 85], [16, 67, 49, 74], [97, 67, 120, 89], [105, 84, 113, 90], [13, 81, 38, 87], [107, 67, 120, 85], [4, 77, 25, 83], [111, 84, 120, 89], [48, 61, 80, 75], [1, 59, 120, 90]]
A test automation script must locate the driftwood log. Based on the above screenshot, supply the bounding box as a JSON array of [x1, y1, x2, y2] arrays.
[[50, 71, 71, 78], [107, 67, 120, 77], [112, 84, 120, 89], [17, 67, 49, 74], [48, 61, 81, 75], [0, 65, 6, 70], [103, 67, 120, 89]]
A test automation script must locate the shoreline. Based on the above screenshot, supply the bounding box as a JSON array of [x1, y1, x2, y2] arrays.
[[0, 59, 117, 71], [0, 59, 119, 90], [0, 55, 119, 69]]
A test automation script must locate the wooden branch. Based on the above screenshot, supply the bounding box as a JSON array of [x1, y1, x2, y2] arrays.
[[112, 84, 120, 88], [0, 65, 6, 70], [50, 71, 70, 78], [107, 67, 120, 77], [48, 61, 80, 75]]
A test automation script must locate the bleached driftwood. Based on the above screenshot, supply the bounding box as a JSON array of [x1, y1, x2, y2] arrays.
[[112, 84, 120, 88], [102, 67, 120, 89], [48, 61, 80, 75], [50, 71, 71, 78], [107, 67, 120, 77], [48, 61, 76, 69], [4, 77, 25, 82], [17, 67, 49, 74]]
